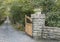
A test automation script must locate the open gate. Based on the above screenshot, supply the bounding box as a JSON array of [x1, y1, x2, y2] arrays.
[[25, 15, 32, 36]]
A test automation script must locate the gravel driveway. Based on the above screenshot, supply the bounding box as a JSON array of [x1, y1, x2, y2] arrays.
[[0, 20, 59, 42]]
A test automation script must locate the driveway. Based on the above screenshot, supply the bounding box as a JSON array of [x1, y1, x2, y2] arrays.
[[0, 21, 59, 42]]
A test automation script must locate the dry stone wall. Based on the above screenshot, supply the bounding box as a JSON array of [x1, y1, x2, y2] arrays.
[[31, 12, 45, 38], [31, 12, 60, 40], [44, 27, 60, 40]]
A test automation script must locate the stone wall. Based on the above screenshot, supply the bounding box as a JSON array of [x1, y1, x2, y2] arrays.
[[31, 12, 45, 38], [44, 27, 60, 40], [31, 12, 60, 40]]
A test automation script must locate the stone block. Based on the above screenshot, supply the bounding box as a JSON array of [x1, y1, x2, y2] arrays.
[[33, 32, 38, 36], [31, 14, 45, 18]]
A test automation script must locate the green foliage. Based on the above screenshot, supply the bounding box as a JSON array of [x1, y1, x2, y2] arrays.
[[29, 0, 41, 8], [0, 0, 7, 25], [0, 0, 60, 28], [45, 11, 60, 27], [10, 0, 34, 25], [39, 0, 56, 14]]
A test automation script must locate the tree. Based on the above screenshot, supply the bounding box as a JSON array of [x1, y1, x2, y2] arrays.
[[0, 0, 6, 25], [10, 0, 34, 25], [39, 0, 56, 14]]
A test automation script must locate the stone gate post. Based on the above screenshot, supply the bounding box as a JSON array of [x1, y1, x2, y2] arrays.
[[31, 12, 45, 39]]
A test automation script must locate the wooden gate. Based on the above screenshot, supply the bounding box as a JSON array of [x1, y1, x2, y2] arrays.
[[25, 15, 32, 36]]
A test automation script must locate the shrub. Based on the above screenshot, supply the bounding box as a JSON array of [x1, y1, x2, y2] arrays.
[[45, 11, 60, 27]]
